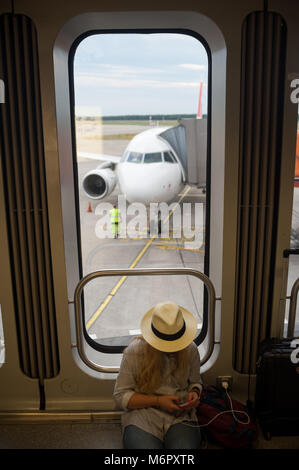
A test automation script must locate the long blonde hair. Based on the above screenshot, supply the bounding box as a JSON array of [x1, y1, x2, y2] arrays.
[[126, 336, 190, 394]]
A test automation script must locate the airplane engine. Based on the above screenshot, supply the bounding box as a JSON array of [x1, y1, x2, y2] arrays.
[[82, 165, 117, 199]]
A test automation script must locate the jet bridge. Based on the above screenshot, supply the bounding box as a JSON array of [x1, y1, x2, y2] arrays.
[[160, 118, 207, 188]]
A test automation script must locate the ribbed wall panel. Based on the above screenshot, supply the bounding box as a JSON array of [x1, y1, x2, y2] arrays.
[[0, 14, 59, 379], [234, 11, 286, 374]]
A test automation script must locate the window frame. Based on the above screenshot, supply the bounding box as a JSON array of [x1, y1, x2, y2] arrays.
[[164, 151, 176, 163]]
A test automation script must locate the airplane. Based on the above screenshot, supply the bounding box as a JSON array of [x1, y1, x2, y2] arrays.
[[79, 82, 298, 205], [79, 125, 186, 205], [79, 117, 299, 206], [78, 83, 205, 205]]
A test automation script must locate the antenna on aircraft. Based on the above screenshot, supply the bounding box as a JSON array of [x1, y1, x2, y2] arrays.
[[197, 81, 203, 119]]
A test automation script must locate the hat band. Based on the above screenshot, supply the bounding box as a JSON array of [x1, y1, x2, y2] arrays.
[[151, 320, 186, 342]]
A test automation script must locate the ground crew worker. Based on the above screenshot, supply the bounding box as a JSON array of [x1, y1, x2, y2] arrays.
[[110, 204, 120, 238]]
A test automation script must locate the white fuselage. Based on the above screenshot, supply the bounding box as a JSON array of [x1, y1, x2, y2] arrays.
[[116, 126, 184, 204]]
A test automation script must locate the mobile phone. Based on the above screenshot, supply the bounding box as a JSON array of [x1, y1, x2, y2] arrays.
[[178, 401, 190, 408]]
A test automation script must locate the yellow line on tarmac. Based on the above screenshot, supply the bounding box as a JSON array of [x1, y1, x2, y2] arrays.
[[163, 185, 190, 223], [86, 185, 191, 331], [152, 243, 204, 253], [86, 237, 156, 331]]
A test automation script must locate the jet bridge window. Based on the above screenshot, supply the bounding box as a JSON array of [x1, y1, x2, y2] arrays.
[[71, 31, 210, 363], [144, 152, 162, 164]]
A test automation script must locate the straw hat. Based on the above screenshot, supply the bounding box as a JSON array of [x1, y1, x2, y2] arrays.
[[140, 301, 197, 352]]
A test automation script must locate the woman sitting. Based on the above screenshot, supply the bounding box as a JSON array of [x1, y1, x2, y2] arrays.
[[113, 300, 202, 449]]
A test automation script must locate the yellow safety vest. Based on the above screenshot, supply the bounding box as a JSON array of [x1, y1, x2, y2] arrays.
[[109, 208, 119, 223]]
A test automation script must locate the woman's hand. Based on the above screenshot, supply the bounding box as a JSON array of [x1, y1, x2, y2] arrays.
[[178, 391, 200, 411], [157, 395, 181, 413], [188, 390, 201, 408]]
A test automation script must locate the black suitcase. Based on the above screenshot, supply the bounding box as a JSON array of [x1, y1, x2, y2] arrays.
[[255, 337, 299, 440]]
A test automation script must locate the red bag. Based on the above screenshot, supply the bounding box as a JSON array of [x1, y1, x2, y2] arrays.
[[196, 386, 257, 448]]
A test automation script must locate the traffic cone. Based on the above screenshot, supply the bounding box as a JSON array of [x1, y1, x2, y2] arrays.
[[87, 201, 92, 212]]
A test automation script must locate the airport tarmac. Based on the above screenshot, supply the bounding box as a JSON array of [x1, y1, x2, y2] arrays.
[[77, 162, 205, 345], [75, 121, 299, 367]]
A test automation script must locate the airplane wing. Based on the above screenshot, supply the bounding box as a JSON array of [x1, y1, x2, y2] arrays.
[[77, 152, 121, 163]]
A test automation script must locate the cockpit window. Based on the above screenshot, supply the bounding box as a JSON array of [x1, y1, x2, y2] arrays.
[[120, 150, 129, 162], [144, 152, 162, 163], [164, 151, 176, 163], [127, 152, 143, 163]]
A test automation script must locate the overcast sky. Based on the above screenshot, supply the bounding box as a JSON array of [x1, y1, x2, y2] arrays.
[[73, 33, 208, 117]]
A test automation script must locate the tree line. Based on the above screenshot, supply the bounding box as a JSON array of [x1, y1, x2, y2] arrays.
[[76, 114, 204, 121]]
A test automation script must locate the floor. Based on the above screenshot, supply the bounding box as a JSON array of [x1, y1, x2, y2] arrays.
[[0, 422, 123, 449], [0, 421, 298, 449]]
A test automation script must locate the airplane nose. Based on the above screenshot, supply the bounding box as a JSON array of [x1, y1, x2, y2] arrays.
[[125, 181, 176, 204], [117, 163, 182, 204]]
